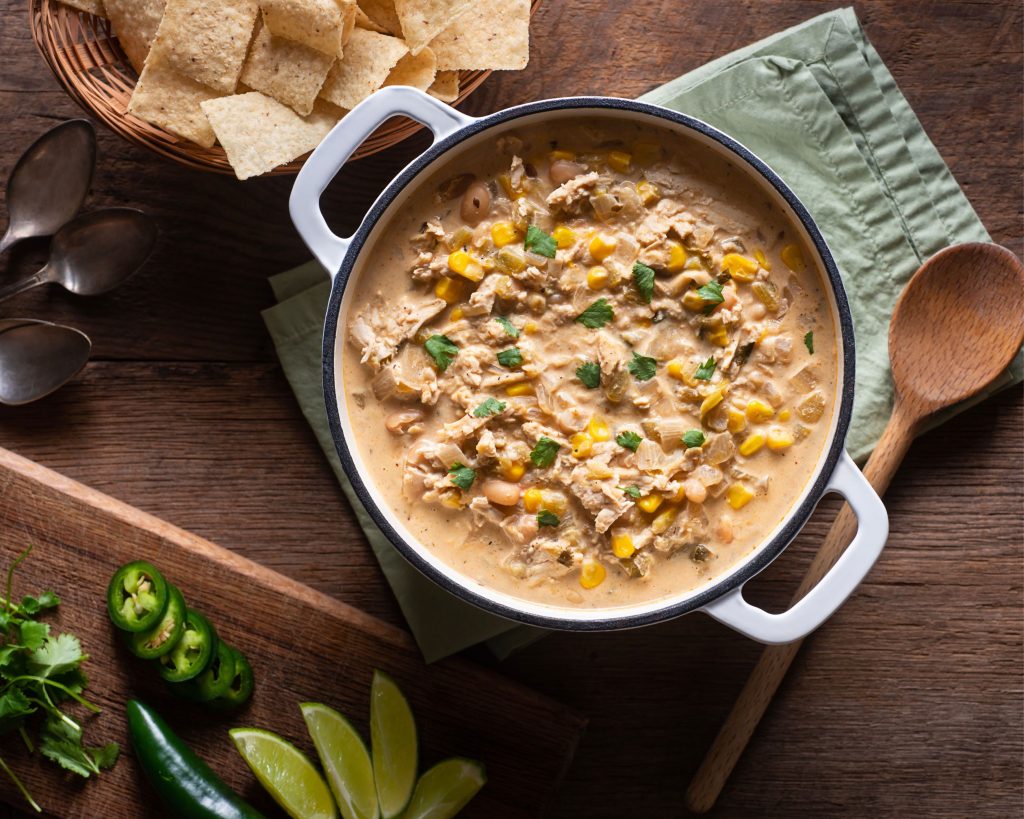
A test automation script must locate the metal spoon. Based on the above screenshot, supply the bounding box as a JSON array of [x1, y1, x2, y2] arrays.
[[0, 120, 96, 254], [0, 208, 157, 303], [0, 320, 91, 405], [686, 241, 1024, 813]]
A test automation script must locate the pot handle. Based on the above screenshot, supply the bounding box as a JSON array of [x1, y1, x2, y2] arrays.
[[289, 86, 476, 276], [701, 451, 887, 644]]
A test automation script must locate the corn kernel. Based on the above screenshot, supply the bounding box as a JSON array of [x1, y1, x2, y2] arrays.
[[700, 388, 726, 417], [586, 265, 610, 290], [589, 233, 618, 261], [739, 432, 766, 457], [434, 277, 465, 304], [666, 484, 687, 504], [606, 150, 632, 173], [767, 428, 795, 452], [449, 306, 464, 321], [779, 409, 792, 421], [505, 382, 534, 397], [667, 359, 686, 381], [636, 180, 660, 206], [726, 482, 755, 510], [499, 460, 526, 481], [611, 533, 635, 559], [722, 253, 759, 282], [490, 221, 519, 248], [632, 140, 661, 166], [587, 416, 611, 442], [522, 487, 543, 513], [541, 490, 568, 515], [447, 250, 471, 274], [637, 494, 663, 514], [498, 173, 521, 200], [706, 325, 729, 347], [754, 248, 771, 270], [745, 399, 775, 423], [651, 506, 678, 535], [579, 559, 607, 590], [781, 243, 805, 273], [523, 321, 538, 334], [667, 241, 688, 272], [552, 225, 577, 248], [549, 149, 576, 162], [570, 432, 594, 458], [682, 290, 706, 312], [726, 407, 747, 434]]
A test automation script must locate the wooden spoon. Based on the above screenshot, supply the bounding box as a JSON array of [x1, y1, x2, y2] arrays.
[[686, 242, 1024, 813]]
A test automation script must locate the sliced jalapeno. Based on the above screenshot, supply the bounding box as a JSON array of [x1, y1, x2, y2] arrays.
[[127, 584, 186, 660], [211, 648, 253, 709], [107, 561, 170, 633], [175, 640, 237, 703], [158, 610, 217, 683]]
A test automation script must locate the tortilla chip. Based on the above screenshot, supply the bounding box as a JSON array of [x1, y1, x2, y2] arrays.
[[430, 0, 529, 70], [105, 0, 166, 73], [260, 0, 352, 55], [202, 93, 341, 179], [148, 0, 258, 93], [319, 28, 408, 110], [127, 59, 219, 148], [240, 22, 335, 116], [353, 5, 388, 33], [60, 0, 107, 17], [427, 69, 459, 102], [341, 1, 357, 45], [394, 0, 473, 54], [383, 46, 435, 91], [357, 0, 401, 35]]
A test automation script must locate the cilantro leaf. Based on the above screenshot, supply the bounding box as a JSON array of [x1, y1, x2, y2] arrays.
[[537, 510, 560, 528], [682, 430, 706, 449], [0, 689, 35, 728], [530, 437, 561, 468], [27, 633, 83, 679], [495, 316, 520, 339], [20, 591, 59, 616], [448, 463, 476, 491], [575, 361, 601, 389], [39, 717, 117, 778], [627, 352, 657, 382], [473, 398, 507, 418], [694, 356, 716, 381], [804, 331, 814, 354], [575, 298, 614, 329], [424, 334, 459, 372], [616, 431, 643, 451], [19, 620, 49, 651], [524, 225, 557, 258], [620, 485, 642, 499], [696, 280, 724, 308], [632, 262, 655, 304], [496, 347, 523, 368]]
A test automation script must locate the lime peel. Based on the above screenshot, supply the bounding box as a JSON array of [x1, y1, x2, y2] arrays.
[[370, 670, 418, 819], [301, 702, 380, 819], [403, 758, 486, 819]]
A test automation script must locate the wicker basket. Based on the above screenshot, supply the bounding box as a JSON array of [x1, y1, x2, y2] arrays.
[[29, 0, 540, 175]]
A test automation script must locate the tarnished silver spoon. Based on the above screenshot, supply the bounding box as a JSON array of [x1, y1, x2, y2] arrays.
[[0, 320, 91, 405], [0, 208, 157, 302], [0, 120, 96, 254]]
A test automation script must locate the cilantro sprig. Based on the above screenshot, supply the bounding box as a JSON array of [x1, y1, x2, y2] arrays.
[[537, 510, 561, 528], [804, 331, 814, 354], [530, 437, 561, 468], [472, 397, 507, 418], [575, 299, 614, 329], [495, 316, 520, 339], [632, 262, 655, 304], [575, 361, 601, 389], [616, 431, 643, 451], [682, 430, 706, 449], [524, 225, 557, 258], [694, 356, 717, 381], [449, 463, 476, 491], [424, 334, 459, 371], [496, 347, 523, 368], [627, 352, 657, 382]]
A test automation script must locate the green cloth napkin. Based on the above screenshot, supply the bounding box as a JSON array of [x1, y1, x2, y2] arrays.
[[262, 7, 1022, 663]]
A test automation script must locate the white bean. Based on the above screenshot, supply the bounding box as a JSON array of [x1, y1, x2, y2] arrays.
[[482, 479, 521, 507], [684, 478, 707, 504], [549, 159, 583, 185], [460, 181, 491, 225]]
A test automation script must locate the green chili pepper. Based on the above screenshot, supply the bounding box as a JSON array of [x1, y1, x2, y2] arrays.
[[176, 640, 237, 703], [211, 648, 254, 709], [126, 583, 186, 660], [107, 560, 170, 633], [126, 700, 265, 819], [158, 609, 217, 683]]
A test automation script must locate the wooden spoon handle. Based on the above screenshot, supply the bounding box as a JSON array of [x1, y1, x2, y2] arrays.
[[685, 402, 919, 813]]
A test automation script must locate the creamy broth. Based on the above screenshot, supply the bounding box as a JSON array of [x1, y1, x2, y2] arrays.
[[342, 117, 837, 610]]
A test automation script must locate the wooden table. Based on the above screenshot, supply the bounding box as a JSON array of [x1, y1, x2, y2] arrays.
[[1, 1, 1021, 816]]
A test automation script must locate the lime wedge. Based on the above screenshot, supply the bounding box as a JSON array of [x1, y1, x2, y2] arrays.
[[370, 670, 417, 819], [402, 758, 486, 819], [230, 727, 337, 819], [301, 702, 380, 819]]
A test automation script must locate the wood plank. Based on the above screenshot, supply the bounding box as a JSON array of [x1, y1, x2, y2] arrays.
[[0, 447, 585, 818]]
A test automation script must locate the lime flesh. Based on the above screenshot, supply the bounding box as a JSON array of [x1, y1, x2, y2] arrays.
[[370, 671, 417, 819], [403, 758, 486, 819], [301, 702, 380, 819], [230, 727, 337, 819]]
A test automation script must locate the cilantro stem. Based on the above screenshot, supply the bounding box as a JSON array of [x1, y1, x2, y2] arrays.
[[18, 725, 33, 754], [0, 753, 41, 813], [5, 546, 32, 618], [5, 677, 101, 713]]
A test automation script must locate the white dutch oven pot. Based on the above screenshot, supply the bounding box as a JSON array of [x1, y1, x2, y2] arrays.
[[290, 87, 888, 643]]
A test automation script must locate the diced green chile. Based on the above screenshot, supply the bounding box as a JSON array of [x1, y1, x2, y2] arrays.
[[107, 561, 170, 633], [127, 584, 186, 660], [175, 641, 237, 703], [158, 610, 218, 683], [210, 648, 253, 709]]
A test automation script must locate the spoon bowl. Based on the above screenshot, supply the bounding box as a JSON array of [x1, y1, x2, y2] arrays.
[[0, 320, 91, 405]]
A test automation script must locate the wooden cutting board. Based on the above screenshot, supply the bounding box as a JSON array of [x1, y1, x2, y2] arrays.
[[0, 447, 586, 818]]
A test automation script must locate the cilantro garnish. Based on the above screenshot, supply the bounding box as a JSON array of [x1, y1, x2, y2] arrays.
[[530, 437, 561, 468], [696, 280, 724, 308], [694, 356, 716, 380], [448, 463, 476, 491], [496, 347, 523, 368], [424, 334, 459, 371], [575, 298, 614, 329], [576, 361, 601, 389], [632, 262, 655, 304], [495, 316, 520, 338], [537, 510, 561, 528], [620, 485, 642, 499], [627, 352, 657, 382], [472, 398, 507, 418], [524, 225, 557, 258], [804, 331, 814, 354], [616, 431, 643, 451], [682, 430, 706, 449]]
